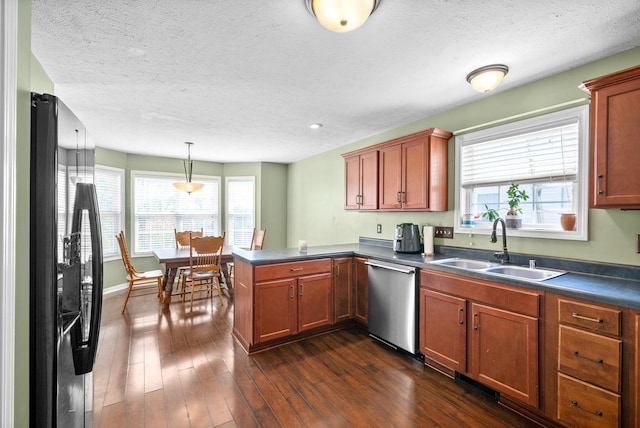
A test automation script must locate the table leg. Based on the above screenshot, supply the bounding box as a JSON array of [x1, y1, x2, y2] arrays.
[[163, 267, 178, 305]]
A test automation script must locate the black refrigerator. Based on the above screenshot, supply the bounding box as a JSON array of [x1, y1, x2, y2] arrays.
[[30, 93, 103, 427]]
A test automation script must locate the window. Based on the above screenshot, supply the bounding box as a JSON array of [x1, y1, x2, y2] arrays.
[[455, 105, 588, 240], [226, 177, 256, 247], [132, 171, 220, 254], [95, 165, 124, 260]]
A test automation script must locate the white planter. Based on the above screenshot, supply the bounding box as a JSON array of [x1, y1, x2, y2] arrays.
[[505, 214, 522, 229]]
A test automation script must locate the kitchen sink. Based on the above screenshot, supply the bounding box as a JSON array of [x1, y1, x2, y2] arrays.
[[431, 258, 497, 270], [430, 258, 566, 282], [483, 265, 566, 281]]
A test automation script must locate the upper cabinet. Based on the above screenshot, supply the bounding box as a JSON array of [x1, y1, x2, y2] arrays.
[[580, 64, 640, 208], [344, 150, 379, 210], [343, 128, 452, 212]]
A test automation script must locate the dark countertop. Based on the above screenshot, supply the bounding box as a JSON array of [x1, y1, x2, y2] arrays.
[[233, 240, 640, 310]]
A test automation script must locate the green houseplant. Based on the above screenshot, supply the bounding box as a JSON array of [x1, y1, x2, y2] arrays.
[[505, 183, 529, 228]]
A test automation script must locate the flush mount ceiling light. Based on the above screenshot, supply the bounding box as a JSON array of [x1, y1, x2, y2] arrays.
[[466, 64, 509, 93], [173, 142, 205, 194], [310, 123, 323, 129], [305, 0, 382, 32]]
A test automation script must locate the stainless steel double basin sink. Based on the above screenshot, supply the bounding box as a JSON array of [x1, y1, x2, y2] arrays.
[[430, 258, 566, 282]]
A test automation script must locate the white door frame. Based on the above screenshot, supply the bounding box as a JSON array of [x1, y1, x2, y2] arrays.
[[1, 0, 18, 426]]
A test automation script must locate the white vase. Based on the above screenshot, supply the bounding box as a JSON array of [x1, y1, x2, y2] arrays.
[[505, 214, 521, 229]]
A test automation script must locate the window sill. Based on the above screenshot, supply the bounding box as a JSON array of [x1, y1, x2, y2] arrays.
[[454, 224, 587, 241]]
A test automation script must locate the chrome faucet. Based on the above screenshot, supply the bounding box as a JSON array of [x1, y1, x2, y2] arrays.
[[491, 218, 509, 264]]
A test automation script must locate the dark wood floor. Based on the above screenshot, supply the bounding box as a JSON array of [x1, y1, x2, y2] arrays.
[[93, 289, 542, 427]]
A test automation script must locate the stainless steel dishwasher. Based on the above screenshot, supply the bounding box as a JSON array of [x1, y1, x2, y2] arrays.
[[366, 259, 417, 354]]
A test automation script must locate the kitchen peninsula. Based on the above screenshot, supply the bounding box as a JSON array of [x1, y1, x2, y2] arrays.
[[232, 239, 640, 427]]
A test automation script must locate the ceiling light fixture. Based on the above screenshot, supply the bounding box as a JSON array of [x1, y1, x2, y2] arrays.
[[173, 142, 204, 194], [305, 0, 382, 33], [466, 64, 509, 93], [310, 123, 323, 129]]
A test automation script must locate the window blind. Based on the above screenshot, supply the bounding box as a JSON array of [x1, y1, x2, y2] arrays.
[[95, 166, 124, 259], [226, 177, 255, 247], [133, 172, 220, 253], [460, 123, 578, 187]]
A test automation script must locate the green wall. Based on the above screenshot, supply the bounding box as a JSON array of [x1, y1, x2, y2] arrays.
[[287, 46, 640, 267], [97, 147, 288, 289]]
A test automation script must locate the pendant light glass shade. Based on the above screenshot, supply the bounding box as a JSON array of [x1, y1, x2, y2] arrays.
[[173, 142, 204, 194], [466, 64, 509, 93], [305, 0, 380, 32]]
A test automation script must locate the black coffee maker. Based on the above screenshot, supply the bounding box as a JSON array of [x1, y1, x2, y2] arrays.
[[393, 223, 421, 253]]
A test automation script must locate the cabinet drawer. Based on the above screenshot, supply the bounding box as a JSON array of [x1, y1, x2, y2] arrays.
[[557, 373, 620, 428], [558, 299, 621, 336], [255, 259, 332, 282], [558, 325, 621, 392]]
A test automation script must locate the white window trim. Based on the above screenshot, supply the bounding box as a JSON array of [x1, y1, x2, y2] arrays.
[[225, 176, 256, 247], [454, 105, 589, 241], [130, 169, 221, 256], [0, 0, 17, 424], [95, 165, 125, 262]]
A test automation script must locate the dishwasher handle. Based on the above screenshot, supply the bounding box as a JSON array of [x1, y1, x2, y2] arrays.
[[365, 260, 415, 274]]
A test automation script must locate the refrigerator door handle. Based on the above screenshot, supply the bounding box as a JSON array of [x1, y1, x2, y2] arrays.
[[70, 183, 103, 375]]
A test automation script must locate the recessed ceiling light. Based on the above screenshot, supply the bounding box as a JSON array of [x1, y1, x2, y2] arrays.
[[310, 123, 323, 129]]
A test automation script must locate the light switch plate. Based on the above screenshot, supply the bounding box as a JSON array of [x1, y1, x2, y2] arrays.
[[434, 226, 454, 239]]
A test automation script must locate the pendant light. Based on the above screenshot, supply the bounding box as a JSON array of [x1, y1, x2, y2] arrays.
[[466, 64, 509, 93], [173, 142, 204, 194], [305, 0, 381, 33]]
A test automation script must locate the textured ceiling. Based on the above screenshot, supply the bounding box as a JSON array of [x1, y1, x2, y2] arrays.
[[31, 0, 640, 164]]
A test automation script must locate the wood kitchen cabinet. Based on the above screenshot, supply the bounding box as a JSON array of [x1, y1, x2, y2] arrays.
[[378, 128, 451, 211], [233, 258, 334, 352], [419, 288, 466, 372], [419, 269, 540, 408], [343, 150, 378, 210], [353, 257, 368, 326], [580, 64, 640, 208], [333, 257, 353, 323], [342, 127, 451, 212]]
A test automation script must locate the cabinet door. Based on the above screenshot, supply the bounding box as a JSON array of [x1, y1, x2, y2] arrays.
[[590, 75, 640, 207], [420, 289, 466, 372], [298, 273, 333, 332], [353, 257, 368, 325], [402, 138, 429, 210], [333, 258, 353, 323], [344, 154, 361, 210], [359, 150, 379, 210], [378, 144, 403, 209], [470, 302, 539, 407], [255, 278, 297, 343]]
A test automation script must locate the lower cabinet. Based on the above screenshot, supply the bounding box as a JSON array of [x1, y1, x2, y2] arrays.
[[333, 257, 353, 323], [353, 257, 368, 326], [419, 270, 540, 408]]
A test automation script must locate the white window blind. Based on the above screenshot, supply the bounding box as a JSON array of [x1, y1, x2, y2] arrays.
[[95, 165, 124, 259], [132, 172, 220, 254], [461, 123, 578, 187], [226, 177, 255, 247]]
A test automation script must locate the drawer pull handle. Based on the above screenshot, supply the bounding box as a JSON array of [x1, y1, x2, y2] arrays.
[[571, 400, 603, 417], [290, 267, 304, 272], [572, 350, 604, 364], [572, 312, 603, 323]]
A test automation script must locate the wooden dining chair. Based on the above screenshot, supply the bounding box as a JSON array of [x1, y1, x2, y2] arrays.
[[227, 228, 266, 288], [181, 233, 226, 310], [174, 228, 203, 293], [116, 231, 165, 313]]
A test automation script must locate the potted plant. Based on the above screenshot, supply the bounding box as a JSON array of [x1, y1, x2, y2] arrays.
[[505, 183, 529, 229], [481, 204, 500, 223]]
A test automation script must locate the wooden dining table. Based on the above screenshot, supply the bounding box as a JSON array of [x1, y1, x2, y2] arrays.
[[153, 246, 235, 304]]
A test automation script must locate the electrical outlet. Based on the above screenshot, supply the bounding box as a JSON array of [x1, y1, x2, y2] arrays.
[[434, 226, 454, 239], [377, 224, 382, 234]]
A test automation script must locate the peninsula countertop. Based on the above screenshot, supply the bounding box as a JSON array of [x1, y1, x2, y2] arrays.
[[233, 242, 640, 310]]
